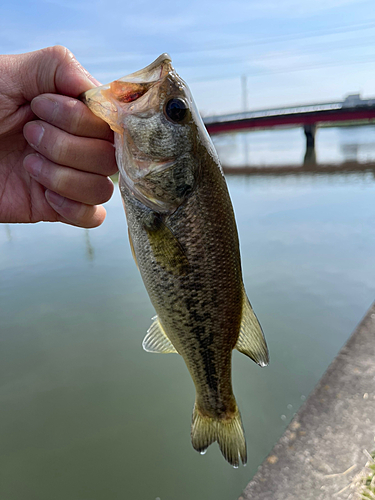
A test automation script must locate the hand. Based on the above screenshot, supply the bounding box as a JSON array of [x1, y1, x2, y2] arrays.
[[0, 45, 117, 228]]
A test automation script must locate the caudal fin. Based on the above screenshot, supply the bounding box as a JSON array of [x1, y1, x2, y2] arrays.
[[191, 403, 247, 467]]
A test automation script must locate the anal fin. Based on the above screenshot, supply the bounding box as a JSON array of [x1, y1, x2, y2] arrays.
[[235, 289, 269, 367], [142, 316, 178, 354]]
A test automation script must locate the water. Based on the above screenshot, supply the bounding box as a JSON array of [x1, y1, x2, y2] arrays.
[[1, 126, 375, 500], [213, 124, 375, 166]]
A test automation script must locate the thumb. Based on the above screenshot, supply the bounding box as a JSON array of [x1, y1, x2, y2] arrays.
[[17, 45, 100, 101]]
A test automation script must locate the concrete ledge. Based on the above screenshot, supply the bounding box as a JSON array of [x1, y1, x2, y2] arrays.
[[241, 303, 375, 500]]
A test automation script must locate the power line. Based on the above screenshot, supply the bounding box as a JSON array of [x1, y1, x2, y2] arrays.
[[176, 33, 375, 70], [168, 20, 375, 55], [84, 20, 375, 67], [188, 55, 375, 83]]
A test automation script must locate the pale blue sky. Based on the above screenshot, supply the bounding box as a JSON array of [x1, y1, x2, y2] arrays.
[[1, 0, 375, 114]]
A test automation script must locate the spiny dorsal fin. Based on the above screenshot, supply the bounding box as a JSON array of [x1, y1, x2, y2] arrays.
[[235, 290, 269, 367], [142, 316, 178, 354]]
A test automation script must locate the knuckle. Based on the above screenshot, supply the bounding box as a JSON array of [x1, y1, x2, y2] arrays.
[[55, 133, 74, 165], [67, 99, 86, 134], [52, 168, 67, 194], [27, 120, 57, 158], [45, 45, 73, 64]]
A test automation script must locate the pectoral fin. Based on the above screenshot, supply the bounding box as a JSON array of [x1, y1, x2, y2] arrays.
[[143, 316, 178, 354], [144, 217, 190, 276], [235, 290, 269, 367]]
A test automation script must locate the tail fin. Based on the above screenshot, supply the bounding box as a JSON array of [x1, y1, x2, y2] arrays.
[[191, 403, 247, 467]]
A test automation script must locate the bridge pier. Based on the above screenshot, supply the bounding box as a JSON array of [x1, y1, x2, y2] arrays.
[[304, 124, 316, 148], [303, 124, 317, 165]]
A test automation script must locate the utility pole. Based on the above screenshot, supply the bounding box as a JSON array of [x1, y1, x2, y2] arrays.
[[241, 75, 248, 111], [241, 75, 249, 166]]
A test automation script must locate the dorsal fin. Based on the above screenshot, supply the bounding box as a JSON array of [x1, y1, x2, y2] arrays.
[[142, 316, 178, 354], [235, 289, 269, 367]]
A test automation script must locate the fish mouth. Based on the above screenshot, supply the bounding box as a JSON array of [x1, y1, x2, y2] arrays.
[[115, 53, 172, 85], [81, 53, 173, 131]]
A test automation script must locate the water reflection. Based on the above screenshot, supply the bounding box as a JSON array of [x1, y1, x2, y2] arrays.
[[303, 146, 316, 166], [339, 126, 375, 163], [84, 229, 95, 262], [4, 224, 12, 242], [223, 161, 375, 177], [212, 124, 375, 169]]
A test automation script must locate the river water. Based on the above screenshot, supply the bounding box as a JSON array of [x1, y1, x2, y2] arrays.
[[1, 126, 375, 500]]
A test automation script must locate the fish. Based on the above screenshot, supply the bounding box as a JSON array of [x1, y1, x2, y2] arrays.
[[81, 54, 269, 467]]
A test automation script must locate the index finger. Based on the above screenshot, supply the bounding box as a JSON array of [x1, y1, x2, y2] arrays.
[[31, 93, 113, 141]]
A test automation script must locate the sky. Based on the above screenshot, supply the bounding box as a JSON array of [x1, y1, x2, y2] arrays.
[[1, 0, 375, 115]]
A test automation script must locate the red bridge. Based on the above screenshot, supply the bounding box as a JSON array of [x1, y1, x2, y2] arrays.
[[203, 94, 375, 151]]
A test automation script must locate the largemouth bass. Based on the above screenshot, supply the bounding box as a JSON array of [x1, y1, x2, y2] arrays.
[[82, 54, 269, 467]]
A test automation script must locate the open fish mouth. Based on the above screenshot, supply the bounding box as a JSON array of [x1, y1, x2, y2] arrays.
[[113, 53, 172, 85], [80, 54, 173, 130]]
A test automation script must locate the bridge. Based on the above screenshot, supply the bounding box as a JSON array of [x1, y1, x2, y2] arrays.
[[203, 94, 375, 153]]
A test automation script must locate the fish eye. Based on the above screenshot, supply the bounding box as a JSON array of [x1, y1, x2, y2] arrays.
[[165, 98, 188, 123]]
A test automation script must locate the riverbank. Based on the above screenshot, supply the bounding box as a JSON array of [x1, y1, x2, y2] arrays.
[[222, 161, 375, 176], [240, 302, 375, 500]]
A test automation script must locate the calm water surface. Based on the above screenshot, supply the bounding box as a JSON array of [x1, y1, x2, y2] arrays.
[[1, 127, 375, 500], [213, 124, 375, 166]]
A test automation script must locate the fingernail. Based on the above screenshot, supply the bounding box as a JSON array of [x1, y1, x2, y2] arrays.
[[24, 122, 44, 148], [23, 154, 43, 179], [31, 96, 58, 121], [45, 190, 65, 208]]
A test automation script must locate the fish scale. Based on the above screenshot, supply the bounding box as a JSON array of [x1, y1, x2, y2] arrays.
[[81, 53, 269, 467]]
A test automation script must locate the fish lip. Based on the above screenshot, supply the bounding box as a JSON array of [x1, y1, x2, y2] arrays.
[[116, 53, 173, 84], [80, 54, 174, 129], [81, 53, 173, 103]]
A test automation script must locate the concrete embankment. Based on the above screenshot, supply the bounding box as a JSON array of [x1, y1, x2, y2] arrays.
[[240, 302, 375, 500]]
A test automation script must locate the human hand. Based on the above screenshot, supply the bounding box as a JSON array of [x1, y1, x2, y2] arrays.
[[0, 45, 117, 228]]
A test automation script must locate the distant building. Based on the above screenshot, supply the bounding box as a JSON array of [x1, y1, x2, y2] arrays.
[[343, 93, 375, 107]]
